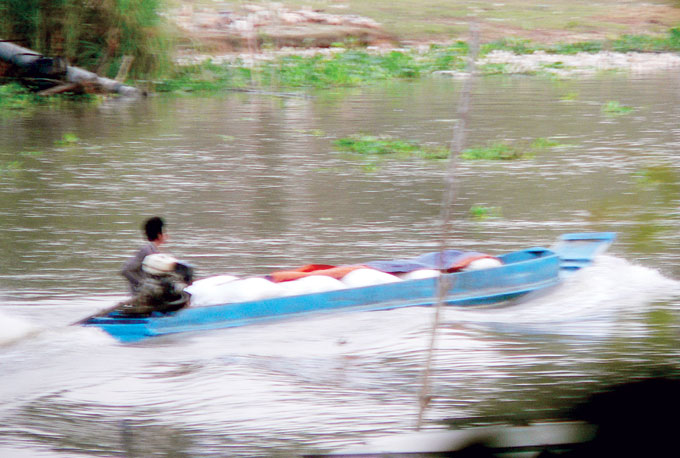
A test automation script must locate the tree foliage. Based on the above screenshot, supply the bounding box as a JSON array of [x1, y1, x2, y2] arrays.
[[0, 0, 173, 78]]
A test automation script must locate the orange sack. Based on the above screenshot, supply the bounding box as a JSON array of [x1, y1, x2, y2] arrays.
[[267, 264, 365, 283]]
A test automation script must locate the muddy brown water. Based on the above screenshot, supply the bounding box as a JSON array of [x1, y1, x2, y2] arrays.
[[0, 74, 679, 457]]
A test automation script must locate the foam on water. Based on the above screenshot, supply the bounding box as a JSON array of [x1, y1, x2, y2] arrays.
[[443, 255, 680, 337], [0, 311, 42, 346]]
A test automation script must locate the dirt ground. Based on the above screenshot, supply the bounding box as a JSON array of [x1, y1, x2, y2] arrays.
[[172, 1, 680, 52]]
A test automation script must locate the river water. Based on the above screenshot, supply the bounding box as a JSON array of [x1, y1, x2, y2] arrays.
[[1, 73, 679, 457]]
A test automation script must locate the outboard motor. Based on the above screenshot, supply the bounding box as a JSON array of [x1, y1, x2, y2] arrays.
[[117, 254, 194, 317]]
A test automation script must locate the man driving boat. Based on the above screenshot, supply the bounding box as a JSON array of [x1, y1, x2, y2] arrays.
[[121, 216, 168, 294]]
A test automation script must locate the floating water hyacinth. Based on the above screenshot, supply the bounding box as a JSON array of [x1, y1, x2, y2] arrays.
[[602, 101, 634, 115], [461, 142, 528, 160], [334, 135, 420, 155], [334, 134, 449, 160]]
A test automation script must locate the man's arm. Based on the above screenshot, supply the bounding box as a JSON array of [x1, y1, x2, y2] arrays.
[[121, 244, 156, 292]]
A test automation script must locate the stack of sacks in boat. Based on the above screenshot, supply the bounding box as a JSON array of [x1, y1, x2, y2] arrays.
[[184, 250, 501, 307]]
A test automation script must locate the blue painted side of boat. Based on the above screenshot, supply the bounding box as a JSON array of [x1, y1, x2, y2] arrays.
[[83, 233, 615, 343]]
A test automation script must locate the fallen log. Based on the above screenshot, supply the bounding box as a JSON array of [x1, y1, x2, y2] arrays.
[[37, 82, 81, 96], [0, 40, 143, 97]]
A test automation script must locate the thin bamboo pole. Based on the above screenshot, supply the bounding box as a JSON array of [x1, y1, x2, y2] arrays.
[[416, 22, 480, 430]]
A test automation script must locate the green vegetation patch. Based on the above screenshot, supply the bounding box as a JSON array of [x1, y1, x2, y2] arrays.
[[157, 27, 680, 93], [258, 50, 430, 87], [461, 142, 527, 160], [0, 83, 41, 109], [333, 134, 452, 160], [334, 135, 565, 162], [462, 137, 565, 160], [55, 133, 79, 145], [469, 205, 502, 220], [334, 135, 421, 155], [480, 29, 680, 55], [159, 46, 470, 92], [0, 82, 101, 113], [611, 29, 680, 52], [602, 101, 634, 116], [154, 61, 253, 93]]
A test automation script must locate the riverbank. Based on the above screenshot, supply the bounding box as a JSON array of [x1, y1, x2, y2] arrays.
[[3, 1, 680, 99], [165, 1, 680, 90], [160, 27, 680, 94], [175, 46, 680, 81], [172, 1, 680, 50]]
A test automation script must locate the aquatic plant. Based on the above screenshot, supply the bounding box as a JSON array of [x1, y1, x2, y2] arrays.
[[531, 137, 565, 149], [461, 142, 527, 160], [602, 101, 634, 115], [461, 137, 566, 161], [55, 133, 79, 145], [334, 134, 450, 160], [469, 205, 502, 220], [334, 135, 420, 155], [333, 134, 563, 162]]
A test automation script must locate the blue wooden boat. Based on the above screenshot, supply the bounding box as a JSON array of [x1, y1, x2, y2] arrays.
[[81, 232, 615, 343]]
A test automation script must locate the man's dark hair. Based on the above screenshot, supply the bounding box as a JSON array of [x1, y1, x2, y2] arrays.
[[144, 217, 164, 241]]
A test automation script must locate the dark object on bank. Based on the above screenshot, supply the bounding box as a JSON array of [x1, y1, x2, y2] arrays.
[[0, 40, 143, 97], [555, 376, 680, 458], [307, 376, 680, 457], [20, 55, 68, 78]]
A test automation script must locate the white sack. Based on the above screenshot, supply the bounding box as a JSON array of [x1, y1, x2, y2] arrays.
[[188, 277, 282, 307], [278, 275, 347, 297], [463, 258, 503, 271], [397, 269, 441, 280], [341, 268, 402, 288]]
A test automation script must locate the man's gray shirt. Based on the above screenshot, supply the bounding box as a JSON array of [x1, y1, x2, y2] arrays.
[[121, 242, 159, 293]]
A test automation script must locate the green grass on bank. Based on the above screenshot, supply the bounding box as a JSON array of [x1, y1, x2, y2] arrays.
[[0, 82, 100, 113], [4, 27, 680, 100], [153, 27, 680, 93]]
